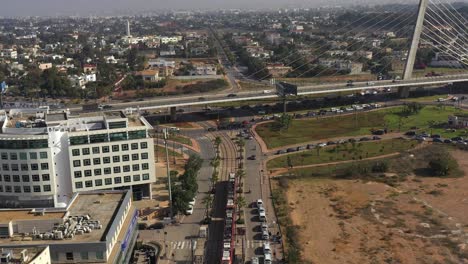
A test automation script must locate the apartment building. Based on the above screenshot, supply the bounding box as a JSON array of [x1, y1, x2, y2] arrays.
[[0, 109, 156, 208]]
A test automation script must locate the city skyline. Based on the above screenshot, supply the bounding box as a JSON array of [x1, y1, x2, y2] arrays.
[[0, 0, 434, 17]]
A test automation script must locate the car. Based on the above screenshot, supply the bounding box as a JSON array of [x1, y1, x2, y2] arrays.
[[372, 136, 382, 140], [306, 144, 315, 149], [251, 257, 259, 264], [185, 205, 194, 215], [207, 127, 217, 132], [297, 146, 307, 151], [263, 90, 272, 94], [372, 129, 385, 135], [198, 97, 206, 101], [189, 198, 196, 206], [433, 138, 444, 143], [431, 134, 441, 139], [348, 138, 357, 143], [264, 253, 272, 264], [256, 199, 264, 208], [405, 131, 417, 136], [327, 141, 336, 145], [452, 137, 464, 141], [444, 139, 452, 144], [263, 242, 272, 254], [276, 150, 286, 155], [248, 155, 257, 160], [286, 148, 296, 153], [259, 211, 266, 222], [227, 93, 237, 97], [262, 230, 269, 240], [317, 143, 327, 147], [261, 222, 268, 232], [360, 137, 371, 141], [258, 206, 266, 214]]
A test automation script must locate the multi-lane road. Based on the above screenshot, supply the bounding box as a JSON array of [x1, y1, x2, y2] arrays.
[[68, 74, 468, 113]]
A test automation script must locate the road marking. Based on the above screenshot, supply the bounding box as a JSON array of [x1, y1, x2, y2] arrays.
[[168, 240, 199, 250]]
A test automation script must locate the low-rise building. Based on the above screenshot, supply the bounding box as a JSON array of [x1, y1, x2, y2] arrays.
[[266, 64, 292, 77], [83, 64, 97, 74], [448, 114, 468, 128], [38, 63, 53, 71], [0, 246, 50, 264], [189, 65, 217, 76], [0, 49, 18, 60], [136, 70, 160, 81], [0, 190, 138, 264]]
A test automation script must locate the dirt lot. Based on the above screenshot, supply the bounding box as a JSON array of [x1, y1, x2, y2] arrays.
[[282, 150, 468, 264]]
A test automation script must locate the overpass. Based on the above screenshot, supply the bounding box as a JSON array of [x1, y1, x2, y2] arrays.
[[73, 74, 467, 114]]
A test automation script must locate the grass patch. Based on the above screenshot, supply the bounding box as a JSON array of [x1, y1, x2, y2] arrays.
[[155, 145, 182, 158], [256, 105, 467, 149], [267, 138, 417, 169], [278, 145, 462, 182], [168, 135, 193, 146]]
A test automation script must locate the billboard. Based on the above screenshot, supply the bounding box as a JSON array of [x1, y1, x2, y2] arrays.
[[276, 81, 298, 96]]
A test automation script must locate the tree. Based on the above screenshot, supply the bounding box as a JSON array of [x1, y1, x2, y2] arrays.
[[287, 156, 293, 169], [201, 194, 213, 220], [237, 196, 247, 214], [428, 157, 451, 176]]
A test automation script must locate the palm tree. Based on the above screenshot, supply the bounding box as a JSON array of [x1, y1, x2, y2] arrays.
[[236, 169, 246, 191], [237, 196, 247, 215], [214, 137, 222, 157], [201, 194, 213, 220]]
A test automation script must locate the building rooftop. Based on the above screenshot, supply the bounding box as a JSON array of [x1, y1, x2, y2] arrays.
[[0, 191, 127, 245], [45, 113, 67, 122], [0, 246, 48, 264]]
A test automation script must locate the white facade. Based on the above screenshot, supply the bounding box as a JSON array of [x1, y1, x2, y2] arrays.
[[160, 36, 181, 44], [0, 49, 18, 59], [0, 110, 156, 208]]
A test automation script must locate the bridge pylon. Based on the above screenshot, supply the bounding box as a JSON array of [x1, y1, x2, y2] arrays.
[[399, 0, 429, 98]]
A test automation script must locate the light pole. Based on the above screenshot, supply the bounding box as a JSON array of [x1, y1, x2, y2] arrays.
[[163, 129, 174, 219]]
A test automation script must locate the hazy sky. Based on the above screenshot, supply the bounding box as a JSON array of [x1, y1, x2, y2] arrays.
[[0, 0, 396, 17]]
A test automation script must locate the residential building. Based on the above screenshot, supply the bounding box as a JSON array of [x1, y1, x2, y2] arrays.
[[0, 49, 18, 60], [0, 109, 156, 208], [136, 70, 160, 81], [266, 32, 282, 45], [0, 190, 138, 264], [0, 246, 50, 264], [266, 64, 292, 77], [160, 36, 181, 44], [189, 65, 217, 76], [83, 64, 97, 74], [430, 52, 464, 68], [317, 59, 363, 74], [448, 114, 468, 128], [38, 63, 53, 71]]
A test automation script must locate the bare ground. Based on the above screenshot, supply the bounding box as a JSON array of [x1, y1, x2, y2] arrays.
[[283, 150, 468, 264]]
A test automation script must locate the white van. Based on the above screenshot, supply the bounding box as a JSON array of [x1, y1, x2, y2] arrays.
[[259, 211, 266, 222], [263, 242, 271, 254], [264, 253, 272, 264]]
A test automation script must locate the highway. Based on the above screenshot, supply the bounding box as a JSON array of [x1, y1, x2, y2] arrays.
[[69, 74, 468, 112]]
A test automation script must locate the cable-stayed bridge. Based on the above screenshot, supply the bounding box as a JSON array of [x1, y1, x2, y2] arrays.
[[101, 0, 468, 113]]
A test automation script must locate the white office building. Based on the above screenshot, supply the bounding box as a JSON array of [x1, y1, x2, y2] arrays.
[[0, 109, 156, 208]]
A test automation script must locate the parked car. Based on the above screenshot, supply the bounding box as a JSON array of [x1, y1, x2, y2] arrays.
[[431, 134, 441, 139], [207, 127, 217, 132], [286, 148, 296, 153], [433, 138, 444, 143], [372, 136, 382, 140], [452, 137, 464, 141], [248, 155, 257, 160], [185, 205, 194, 215], [297, 146, 307, 151], [360, 137, 371, 141], [227, 93, 237, 97], [306, 144, 315, 149], [261, 222, 268, 232], [262, 230, 269, 240], [327, 141, 336, 145], [348, 138, 357, 143], [256, 199, 264, 208], [317, 143, 327, 147], [276, 150, 286, 155], [372, 129, 385, 135], [405, 131, 416, 136], [263, 242, 272, 254], [251, 257, 259, 264], [444, 139, 452, 144]]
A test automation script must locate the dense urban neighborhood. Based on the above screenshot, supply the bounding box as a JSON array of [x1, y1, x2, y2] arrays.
[[0, 1, 468, 264]]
